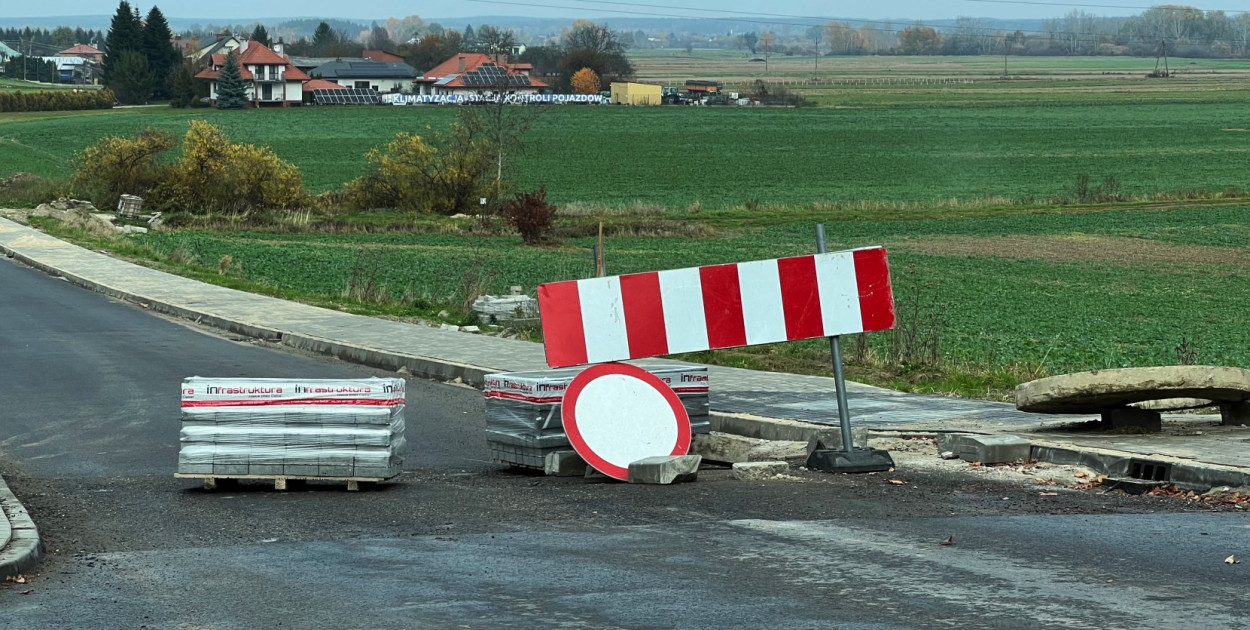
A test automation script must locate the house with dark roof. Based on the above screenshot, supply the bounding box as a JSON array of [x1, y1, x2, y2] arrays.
[[194, 41, 310, 107], [187, 33, 244, 65], [414, 53, 546, 96], [363, 50, 405, 63], [309, 59, 418, 93]]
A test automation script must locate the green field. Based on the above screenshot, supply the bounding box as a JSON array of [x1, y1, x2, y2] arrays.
[[117, 202, 1250, 381], [4, 93, 1250, 209], [8, 56, 1250, 396]]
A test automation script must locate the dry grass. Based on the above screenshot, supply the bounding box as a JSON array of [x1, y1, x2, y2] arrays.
[[895, 234, 1250, 267]]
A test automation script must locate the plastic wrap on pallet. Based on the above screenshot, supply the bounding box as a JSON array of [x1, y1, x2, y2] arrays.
[[483, 364, 710, 466], [181, 405, 400, 425], [180, 419, 404, 449], [177, 378, 407, 479], [182, 377, 405, 406]]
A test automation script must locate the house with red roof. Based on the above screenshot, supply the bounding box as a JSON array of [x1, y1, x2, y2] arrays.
[[56, 44, 104, 65], [195, 40, 310, 107], [414, 52, 546, 96]]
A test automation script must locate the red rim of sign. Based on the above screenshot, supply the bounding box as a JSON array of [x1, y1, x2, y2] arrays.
[[562, 362, 692, 480]]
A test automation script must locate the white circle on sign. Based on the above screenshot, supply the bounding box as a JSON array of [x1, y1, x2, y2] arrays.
[[562, 363, 691, 481]]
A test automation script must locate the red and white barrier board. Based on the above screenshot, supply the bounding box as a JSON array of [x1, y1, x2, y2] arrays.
[[537, 246, 894, 368]]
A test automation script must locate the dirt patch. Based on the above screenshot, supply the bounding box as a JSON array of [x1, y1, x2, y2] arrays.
[[896, 234, 1250, 267]]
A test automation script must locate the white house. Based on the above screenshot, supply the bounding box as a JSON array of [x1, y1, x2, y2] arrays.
[[194, 41, 309, 107]]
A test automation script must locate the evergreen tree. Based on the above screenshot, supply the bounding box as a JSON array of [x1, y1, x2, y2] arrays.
[[311, 22, 337, 55], [103, 1, 143, 86], [463, 24, 476, 45], [142, 6, 180, 99], [110, 49, 155, 104], [250, 24, 271, 47], [214, 51, 248, 109], [169, 60, 199, 108]]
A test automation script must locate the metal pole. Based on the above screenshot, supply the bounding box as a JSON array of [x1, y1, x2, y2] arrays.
[[815, 223, 855, 453]]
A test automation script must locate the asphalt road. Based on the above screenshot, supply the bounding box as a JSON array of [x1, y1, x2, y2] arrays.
[[0, 255, 1246, 629]]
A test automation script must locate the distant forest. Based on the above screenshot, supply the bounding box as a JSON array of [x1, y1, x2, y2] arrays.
[[4, 5, 1250, 60]]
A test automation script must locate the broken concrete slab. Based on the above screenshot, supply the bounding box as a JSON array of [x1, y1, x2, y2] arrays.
[[691, 432, 806, 465], [805, 427, 870, 455], [936, 433, 974, 459], [957, 434, 1032, 464], [544, 450, 588, 477], [731, 461, 789, 481], [627, 455, 702, 485], [1016, 366, 1250, 414]]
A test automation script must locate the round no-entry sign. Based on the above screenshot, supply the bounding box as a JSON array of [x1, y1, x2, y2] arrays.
[[562, 363, 692, 480]]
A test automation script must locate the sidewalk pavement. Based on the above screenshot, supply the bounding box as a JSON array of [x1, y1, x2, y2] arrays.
[[2, 217, 1248, 489]]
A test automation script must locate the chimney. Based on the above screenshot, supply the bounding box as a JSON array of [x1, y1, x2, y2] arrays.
[[274, 38, 284, 57], [458, 55, 465, 72]]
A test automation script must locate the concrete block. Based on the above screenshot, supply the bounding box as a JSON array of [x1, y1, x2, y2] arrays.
[[1101, 407, 1161, 432], [692, 432, 806, 465], [283, 464, 318, 477], [544, 451, 588, 477], [354, 466, 395, 479], [248, 464, 284, 476], [212, 464, 248, 476], [936, 433, 973, 459], [806, 427, 869, 455], [957, 435, 1032, 464], [627, 455, 702, 485], [318, 465, 354, 477], [1220, 401, 1250, 426], [178, 464, 213, 475], [732, 461, 789, 481]]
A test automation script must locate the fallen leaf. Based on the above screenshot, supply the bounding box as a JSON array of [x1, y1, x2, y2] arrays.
[[969, 462, 982, 468], [1074, 472, 1088, 478], [1226, 555, 1240, 565], [940, 535, 954, 546], [888, 479, 905, 485], [1039, 492, 1059, 496]]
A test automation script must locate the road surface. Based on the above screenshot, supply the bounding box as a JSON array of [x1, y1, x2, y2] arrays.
[[0, 255, 1245, 629]]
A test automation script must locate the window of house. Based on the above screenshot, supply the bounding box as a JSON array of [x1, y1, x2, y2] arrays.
[[355, 81, 370, 89]]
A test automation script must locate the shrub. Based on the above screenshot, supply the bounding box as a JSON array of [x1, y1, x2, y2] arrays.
[[501, 186, 558, 245], [343, 126, 491, 215], [161, 120, 305, 214], [73, 127, 176, 210]]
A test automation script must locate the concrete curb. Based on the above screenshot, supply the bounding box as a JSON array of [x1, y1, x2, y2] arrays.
[[0, 475, 42, 580], [1030, 440, 1250, 489]]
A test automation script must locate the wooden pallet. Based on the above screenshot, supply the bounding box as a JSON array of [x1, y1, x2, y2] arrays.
[[174, 473, 394, 492]]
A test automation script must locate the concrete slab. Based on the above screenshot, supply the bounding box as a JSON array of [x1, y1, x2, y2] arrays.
[[957, 435, 1032, 465], [1017, 366, 1250, 413], [627, 455, 701, 485], [731, 461, 789, 480]]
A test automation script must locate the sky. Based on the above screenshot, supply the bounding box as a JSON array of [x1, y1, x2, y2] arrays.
[[6, 0, 1182, 21]]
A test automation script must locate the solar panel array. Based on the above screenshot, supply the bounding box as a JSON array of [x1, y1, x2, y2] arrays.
[[313, 88, 382, 105], [461, 63, 532, 87]]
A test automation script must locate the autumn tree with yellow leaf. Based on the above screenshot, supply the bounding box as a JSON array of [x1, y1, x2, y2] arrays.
[[570, 67, 601, 94]]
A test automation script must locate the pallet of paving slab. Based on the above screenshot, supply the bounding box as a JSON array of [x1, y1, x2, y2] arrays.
[[174, 473, 397, 492]]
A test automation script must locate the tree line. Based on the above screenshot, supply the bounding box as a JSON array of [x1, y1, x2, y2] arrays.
[[747, 7, 1250, 59]]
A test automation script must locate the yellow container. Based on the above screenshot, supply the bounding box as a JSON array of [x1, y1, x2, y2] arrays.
[[610, 82, 662, 106]]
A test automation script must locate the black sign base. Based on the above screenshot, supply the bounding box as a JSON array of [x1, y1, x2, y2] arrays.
[[807, 448, 895, 474]]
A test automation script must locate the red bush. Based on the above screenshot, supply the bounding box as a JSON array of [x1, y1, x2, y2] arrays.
[[502, 186, 558, 245]]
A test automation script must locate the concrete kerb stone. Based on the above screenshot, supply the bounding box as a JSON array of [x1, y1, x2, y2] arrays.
[[0, 475, 42, 580], [280, 333, 494, 387], [1030, 440, 1250, 490]]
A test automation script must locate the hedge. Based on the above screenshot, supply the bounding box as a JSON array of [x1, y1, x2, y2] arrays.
[[0, 89, 115, 112]]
